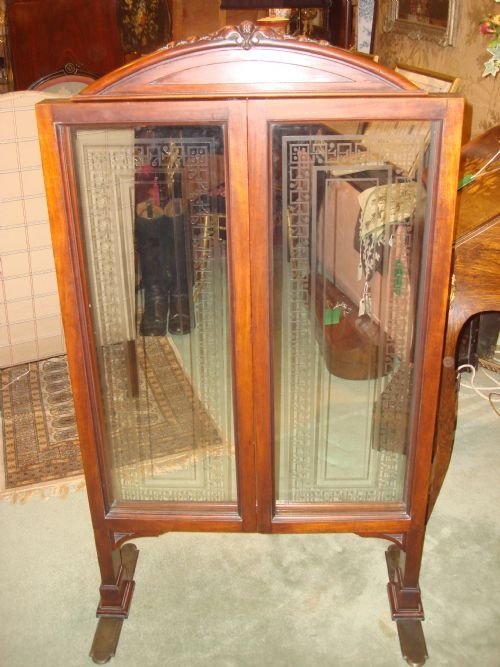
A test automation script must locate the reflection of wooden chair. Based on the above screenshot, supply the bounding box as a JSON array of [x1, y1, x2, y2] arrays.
[[29, 63, 97, 94]]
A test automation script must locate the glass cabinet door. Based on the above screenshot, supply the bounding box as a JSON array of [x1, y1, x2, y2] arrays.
[[69, 119, 242, 507], [248, 101, 444, 518], [44, 95, 454, 528]]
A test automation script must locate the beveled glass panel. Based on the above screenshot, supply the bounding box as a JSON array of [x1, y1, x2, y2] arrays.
[[272, 120, 434, 505], [72, 124, 236, 503]]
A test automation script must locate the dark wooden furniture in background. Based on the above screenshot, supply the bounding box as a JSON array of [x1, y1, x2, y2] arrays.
[[6, 0, 356, 90], [6, 0, 172, 90], [328, 0, 355, 47], [37, 23, 462, 665], [220, 0, 355, 46], [6, 0, 124, 89], [428, 124, 500, 518]]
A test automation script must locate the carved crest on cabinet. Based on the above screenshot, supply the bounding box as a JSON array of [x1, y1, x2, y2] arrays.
[[162, 20, 330, 52]]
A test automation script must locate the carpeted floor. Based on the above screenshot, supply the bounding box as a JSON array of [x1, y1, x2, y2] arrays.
[[0, 376, 498, 666]]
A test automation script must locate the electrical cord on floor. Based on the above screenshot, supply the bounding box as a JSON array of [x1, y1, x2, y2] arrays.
[[458, 363, 500, 417]]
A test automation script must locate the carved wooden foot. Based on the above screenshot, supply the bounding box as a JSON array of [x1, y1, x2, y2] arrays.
[[386, 545, 428, 667], [90, 543, 139, 664]]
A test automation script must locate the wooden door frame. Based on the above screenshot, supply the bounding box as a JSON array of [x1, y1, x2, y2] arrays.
[[38, 92, 463, 540], [37, 98, 258, 536], [246, 95, 464, 536]]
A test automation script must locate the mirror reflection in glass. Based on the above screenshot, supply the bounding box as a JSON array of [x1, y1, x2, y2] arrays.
[[72, 124, 236, 504], [271, 120, 433, 505]]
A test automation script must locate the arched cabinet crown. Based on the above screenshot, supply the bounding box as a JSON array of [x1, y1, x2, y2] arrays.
[[78, 21, 417, 98]]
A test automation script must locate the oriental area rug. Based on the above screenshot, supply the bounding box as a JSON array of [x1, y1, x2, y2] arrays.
[[0, 336, 223, 502], [0, 355, 83, 502]]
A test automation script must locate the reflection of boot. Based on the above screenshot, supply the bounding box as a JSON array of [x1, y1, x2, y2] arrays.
[[135, 202, 170, 336], [165, 198, 194, 335]]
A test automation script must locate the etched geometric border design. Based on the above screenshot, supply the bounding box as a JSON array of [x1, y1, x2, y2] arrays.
[[74, 130, 235, 502], [278, 132, 420, 503]]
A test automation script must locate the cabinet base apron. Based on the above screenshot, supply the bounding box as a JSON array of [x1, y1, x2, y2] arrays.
[[90, 544, 139, 665], [386, 545, 428, 667]]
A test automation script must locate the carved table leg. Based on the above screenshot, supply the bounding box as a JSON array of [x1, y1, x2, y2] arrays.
[[90, 543, 139, 664], [386, 545, 428, 667]]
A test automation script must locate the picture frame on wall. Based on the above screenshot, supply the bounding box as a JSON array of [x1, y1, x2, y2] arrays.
[[384, 0, 457, 46], [395, 63, 459, 92]]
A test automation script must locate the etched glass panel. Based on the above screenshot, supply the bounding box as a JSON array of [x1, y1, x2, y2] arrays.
[[272, 120, 434, 505], [72, 125, 235, 503]]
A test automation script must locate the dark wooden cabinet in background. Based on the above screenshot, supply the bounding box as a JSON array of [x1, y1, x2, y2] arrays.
[[6, 0, 172, 89], [7, 0, 125, 89], [6, 0, 358, 90], [36, 22, 463, 665]]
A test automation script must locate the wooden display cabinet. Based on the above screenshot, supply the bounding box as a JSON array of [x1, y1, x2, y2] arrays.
[[36, 22, 463, 665]]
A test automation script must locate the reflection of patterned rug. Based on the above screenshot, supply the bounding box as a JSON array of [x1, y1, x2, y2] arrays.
[[105, 336, 224, 471], [0, 337, 223, 501]]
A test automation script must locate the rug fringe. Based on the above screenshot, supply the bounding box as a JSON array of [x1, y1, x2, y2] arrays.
[[0, 475, 86, 504]]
